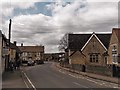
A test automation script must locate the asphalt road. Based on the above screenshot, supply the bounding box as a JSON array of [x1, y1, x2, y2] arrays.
[[23, 62, 118, 88]]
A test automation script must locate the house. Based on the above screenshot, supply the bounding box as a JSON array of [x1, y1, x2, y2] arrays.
[[82, 32, 111, 66], [18, 44, 44, 63], [0, 31, 3, 72], [9, 41, 21, 63], [63, 33, 112, 66], [81, 32, 113, 76], [59, 33, 91, 71], [0, 30, 9, 73], [62, 33, 113, 74], [108, 28, 120, 66], [67, 34, 91, 65]]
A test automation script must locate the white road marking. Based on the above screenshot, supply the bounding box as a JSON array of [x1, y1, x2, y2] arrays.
[[68, 74, 76, 77], [57, 65, 118, 88], [23, 72, 36, 90], [21, 71, 29, 88], [113, 86, 119, 88], [86, 78, 99, 84], [59, 70, 66, 74], [23, 78, 29, 88], [73, 82, 88, 88]]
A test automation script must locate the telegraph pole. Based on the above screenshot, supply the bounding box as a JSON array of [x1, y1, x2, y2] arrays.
[[9, 19, 12, 47], [7, 19, 12, 70]]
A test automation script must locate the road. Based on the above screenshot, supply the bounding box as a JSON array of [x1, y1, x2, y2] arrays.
[[23, 61, 118, 88]]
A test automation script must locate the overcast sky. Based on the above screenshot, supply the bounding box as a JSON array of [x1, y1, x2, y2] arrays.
[[0, 0, 119, 53]]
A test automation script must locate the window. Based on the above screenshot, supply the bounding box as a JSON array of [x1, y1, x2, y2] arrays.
[[89, 53, 99, 63], [90, 55, 92, 62], [96, 54, 98, 62], [112, 45, 118, 64]]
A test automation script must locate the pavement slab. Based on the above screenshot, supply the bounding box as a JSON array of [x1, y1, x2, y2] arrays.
[[2, 69, 26, 88]]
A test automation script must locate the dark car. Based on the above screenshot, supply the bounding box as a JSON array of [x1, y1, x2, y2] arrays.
[[36, 60, 44, 64], [27, 60, 35, 66]]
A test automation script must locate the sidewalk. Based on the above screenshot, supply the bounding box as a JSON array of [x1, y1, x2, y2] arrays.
[[57, 64, 119, 84], [2, 69, 26, 88]]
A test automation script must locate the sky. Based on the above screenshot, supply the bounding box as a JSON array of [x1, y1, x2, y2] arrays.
[[0, 0, 119, 53]]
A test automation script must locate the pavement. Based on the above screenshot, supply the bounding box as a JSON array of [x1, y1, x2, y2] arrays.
[[56, 63, 119, 84], [2, 68, 27, 89]]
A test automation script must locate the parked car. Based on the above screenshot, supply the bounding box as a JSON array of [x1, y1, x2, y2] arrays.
[[27, 60, 35, 66], [36, 60, 44, 64], [22, 60, 28, 66]]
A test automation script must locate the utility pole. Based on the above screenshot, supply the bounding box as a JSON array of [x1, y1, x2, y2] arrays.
[[9, 19, 12, 47], [7, 19, 12, 70]]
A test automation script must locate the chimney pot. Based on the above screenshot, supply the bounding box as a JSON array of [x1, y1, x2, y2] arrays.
[[21, 43, 23, 46], [14, 41, 17, 46]]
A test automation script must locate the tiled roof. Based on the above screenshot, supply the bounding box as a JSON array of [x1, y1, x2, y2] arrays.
[[68, 34, 91, 50], [18, 46, 44, 52], [68, 33, 111, 51], [96, 34, 111, 49], [10, 43, 21, 53]]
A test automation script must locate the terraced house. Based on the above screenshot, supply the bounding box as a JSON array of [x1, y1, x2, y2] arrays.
[[18, 45, 44, 63], [0, 30, 9, 73]]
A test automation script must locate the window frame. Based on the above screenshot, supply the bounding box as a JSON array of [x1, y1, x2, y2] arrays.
[[89, 53, 99, 63]]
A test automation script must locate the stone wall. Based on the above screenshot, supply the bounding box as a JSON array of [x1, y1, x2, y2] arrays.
[[86, 65, 113, 76], [71, 64, 85, 72]]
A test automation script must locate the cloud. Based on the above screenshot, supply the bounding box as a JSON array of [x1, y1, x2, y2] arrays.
[[1, 1, 118, 53]]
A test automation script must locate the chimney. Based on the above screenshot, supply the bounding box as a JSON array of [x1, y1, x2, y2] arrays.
[[14, 41, 17, 46], [21, 43, 23, 47]]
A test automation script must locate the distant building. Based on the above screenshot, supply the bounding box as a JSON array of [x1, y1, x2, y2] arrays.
[[18, 45, 44, 62], [44, 53, 53, 61], [44, 52, 65, 62]]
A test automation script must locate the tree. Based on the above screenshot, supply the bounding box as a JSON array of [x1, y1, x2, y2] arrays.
[[59, 32, 73, 51], [58, 33, 68, 51]]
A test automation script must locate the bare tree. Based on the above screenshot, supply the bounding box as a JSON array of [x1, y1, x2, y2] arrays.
[[58, 33, 68, 51], [59, 32, 73, 51]]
